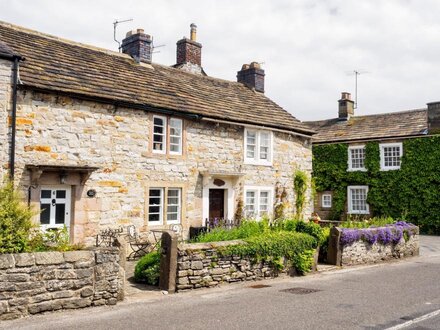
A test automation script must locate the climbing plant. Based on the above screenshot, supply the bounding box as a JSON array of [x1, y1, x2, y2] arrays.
[[312, 136, 440, 234], [293, 170, 308, 218]]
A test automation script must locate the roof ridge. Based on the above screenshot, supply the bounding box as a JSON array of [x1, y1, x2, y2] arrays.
[[0, 20, 129, 60], [305, 108, 427, 123]]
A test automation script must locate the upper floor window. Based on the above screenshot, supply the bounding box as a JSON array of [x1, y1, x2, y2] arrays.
[[347, 186, 369, 214], [348, 145, 366, 171], [380, 142, 402, 171], [152, 116, 183, 155], [244, 128, 273, 165], [244, 186, 274, 219]]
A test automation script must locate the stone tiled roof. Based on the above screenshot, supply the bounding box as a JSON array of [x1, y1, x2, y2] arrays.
[[0, 21, 314, 135], [305, 109, 428, 143], [0, 40, 20, 59]]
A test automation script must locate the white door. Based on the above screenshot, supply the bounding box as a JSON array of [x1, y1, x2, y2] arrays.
[[39, 186, 71, 230]]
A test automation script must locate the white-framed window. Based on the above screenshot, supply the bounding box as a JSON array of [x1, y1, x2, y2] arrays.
[[169, 118, 183, 155], [244, 128, 273, 165], [348, 145, 366, 171], [148, 188, 164, 224], [39, 186, 71, 230], [244, 186, 274, 219], [152, 116, 167, 154], [347, 186, 369, 214], [166, 188, 181, 224], [148, 187, 182, 225], [380, 142, 402, 171], [321, 194, 332, 208]]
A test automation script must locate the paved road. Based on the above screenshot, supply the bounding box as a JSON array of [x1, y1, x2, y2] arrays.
[[2, 235, 440, 330]]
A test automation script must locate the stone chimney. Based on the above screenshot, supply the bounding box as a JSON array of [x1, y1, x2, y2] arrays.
[[237, 62, 265, 93], [175, 23, 202, 74], [338, 92, 355, 119], [121, 29, 152, 63], [427, 101, 440, 134]]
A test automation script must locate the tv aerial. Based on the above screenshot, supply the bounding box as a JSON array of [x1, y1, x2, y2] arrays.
[[113, 18, 133, 51], [346, 70, 370, 109]]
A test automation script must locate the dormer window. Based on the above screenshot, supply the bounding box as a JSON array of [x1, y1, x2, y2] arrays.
[[152, 115, 183, 155], [244, 128, 273, 166]]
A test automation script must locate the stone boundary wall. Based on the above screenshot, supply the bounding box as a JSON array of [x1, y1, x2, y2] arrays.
[[327, 226, 419, 266], [176, 241, 285, 291], [0, 248, 124, 320]]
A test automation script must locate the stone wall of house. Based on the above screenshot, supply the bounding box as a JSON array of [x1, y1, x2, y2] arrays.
[[8, 89, 312, 244], [0, 248, 123, 320], [176, 241, 286, 291], [341, 234, 419, 266], [0, 59, 12, 179]]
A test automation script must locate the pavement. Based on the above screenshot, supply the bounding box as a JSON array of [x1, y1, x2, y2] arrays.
[[2, 235, 440, 330]]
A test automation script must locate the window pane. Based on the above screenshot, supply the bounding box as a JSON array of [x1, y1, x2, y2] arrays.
[[259, 191, 269, 216], [40, 204, 51, 224], [383, 145, 401, 168], [149, 213, 160, 222], [41, 190, 51, 199], [149, 189, 163, 222], [153, 117, 165, 151], [167, 188, 181, 223], [169, 119, 182, 154], [56, 190, 66, 199], [350, 147, 365, 169], [350, 188, 367, 212], [55, 204, 66, 224], [259, 132, 270, 161], [246, 131, 256, 159], [245, 191, 256, 215]]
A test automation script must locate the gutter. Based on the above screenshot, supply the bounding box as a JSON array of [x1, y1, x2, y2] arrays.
[[9, 55, 23, 181]]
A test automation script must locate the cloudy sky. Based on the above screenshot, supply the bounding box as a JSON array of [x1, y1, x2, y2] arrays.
[[1, 0, 440, 121]]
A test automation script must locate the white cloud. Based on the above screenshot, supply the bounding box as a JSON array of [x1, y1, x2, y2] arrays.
[[1, 0, 440, 120]]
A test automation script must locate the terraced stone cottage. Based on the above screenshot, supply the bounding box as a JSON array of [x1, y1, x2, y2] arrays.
[[0, 21, 315, 244]]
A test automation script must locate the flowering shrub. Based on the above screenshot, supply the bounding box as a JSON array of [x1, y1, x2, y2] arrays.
[[340, 221, 417, 246]]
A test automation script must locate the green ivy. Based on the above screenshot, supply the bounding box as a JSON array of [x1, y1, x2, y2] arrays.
[[312, 136, 440, 234]]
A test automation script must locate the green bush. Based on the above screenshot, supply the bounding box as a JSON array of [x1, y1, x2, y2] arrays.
[[225, 231, 317, 274], [0, 180, 35, 253], [275, 219, 326, 245], [195, 219, 269, 243], [318, 227, 331, 262], [340, 216, 395, 229], [134, 251, 161, 285], [27, 226, 83, 252]]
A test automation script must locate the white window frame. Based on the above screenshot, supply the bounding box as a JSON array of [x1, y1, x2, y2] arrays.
[[348, 145, 367, 171], [244, 128, 273, 166], [243, 186, 274, 219], [347, 185, 369, 214], [148, 188, 164, 224], [321, 194, 332, 208], [169, 118, 183, 155], [39, 186, 71, 231], [166, 188, 182, 224], [152, 115, 167, 154], [380, 142, 403, 171]]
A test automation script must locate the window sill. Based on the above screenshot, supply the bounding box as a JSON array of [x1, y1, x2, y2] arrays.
[[347, 211, 370, 215], [244, 159, 273, 167], [347, 168, 367, 172], [380, 167, 401, 171]]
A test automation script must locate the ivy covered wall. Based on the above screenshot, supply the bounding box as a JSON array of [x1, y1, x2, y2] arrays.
[[312, 136, 440, 234]]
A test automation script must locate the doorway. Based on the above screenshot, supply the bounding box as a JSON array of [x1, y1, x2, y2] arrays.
[[209, 189, 225, 220]]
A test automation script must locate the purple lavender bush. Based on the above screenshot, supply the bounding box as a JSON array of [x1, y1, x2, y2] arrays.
[[340, 221, 417, 247]]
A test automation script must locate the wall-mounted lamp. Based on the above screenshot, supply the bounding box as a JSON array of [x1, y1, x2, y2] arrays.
[[59, 171, 68, 184]]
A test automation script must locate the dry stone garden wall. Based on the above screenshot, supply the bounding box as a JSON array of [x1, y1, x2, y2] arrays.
[[176, 241, 284, 291], [0, 247, 124, 320]]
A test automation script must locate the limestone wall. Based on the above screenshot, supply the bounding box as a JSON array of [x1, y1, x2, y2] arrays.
[[327, 226, 419, 266], [176, 241, 284, 291], [6, 89, 312, 244], [0, 248, 123, 320]]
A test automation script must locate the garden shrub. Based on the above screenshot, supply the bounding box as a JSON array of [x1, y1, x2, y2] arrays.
[[134, 251, 161, 285], [0, 180, 35, 253], [293, 170, 308, 218], [27, 226, 83, 252], [195, 219, 269, 243]]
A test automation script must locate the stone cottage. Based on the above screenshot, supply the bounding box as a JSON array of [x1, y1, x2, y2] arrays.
[[306, 92, 440, 233], [0, 21, 315, 244]]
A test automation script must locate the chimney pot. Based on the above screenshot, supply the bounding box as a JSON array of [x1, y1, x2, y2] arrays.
[[237, 62, 265, 93], [190, 23, 197, 41], [121, 28, 153, 63]]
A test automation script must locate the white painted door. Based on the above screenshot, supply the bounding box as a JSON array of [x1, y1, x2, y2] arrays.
[[39, 186, 71, 230]]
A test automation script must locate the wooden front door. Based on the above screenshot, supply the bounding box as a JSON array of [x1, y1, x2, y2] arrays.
[[209, 189, 225, 219]]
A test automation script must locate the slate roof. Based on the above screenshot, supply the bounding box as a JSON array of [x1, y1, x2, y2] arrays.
[[0, 21, 314, 135], [305, 109, 428, 143], [0, 40, 21, 59]]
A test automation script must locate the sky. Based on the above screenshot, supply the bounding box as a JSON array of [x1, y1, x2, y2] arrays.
[[1, 0, 440, 121]]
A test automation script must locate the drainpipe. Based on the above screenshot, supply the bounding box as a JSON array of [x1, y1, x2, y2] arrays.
[[9, 56, 20, 182]]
